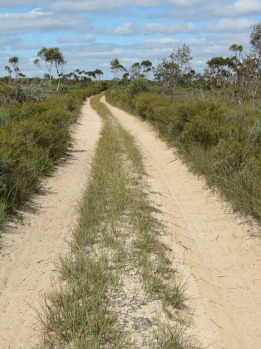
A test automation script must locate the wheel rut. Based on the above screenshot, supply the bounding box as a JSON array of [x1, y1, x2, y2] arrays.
[[102, 96, 261, 349], [0, 100, 102, 349]]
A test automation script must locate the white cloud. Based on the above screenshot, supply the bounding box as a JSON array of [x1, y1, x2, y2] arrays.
[[108, 23, 138, 36], [106, 22, 197, 35], [168, 0, 209, 7], [144, 22, 197, 34], [229, 0, 261, 16], [0, 8, 90, 35], [58, 34, 96, 44], [205, 18, 254, 33], [51, 0, 164, 12], [136, 37, 180, 47], [204, 1, 261, 18], [0, 37, 39, 51], [149, 0, 261, 21], [0, 0, 45, 6]]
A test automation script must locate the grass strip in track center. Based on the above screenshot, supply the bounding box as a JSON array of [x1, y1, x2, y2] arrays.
[[36, 94, 197, 349]]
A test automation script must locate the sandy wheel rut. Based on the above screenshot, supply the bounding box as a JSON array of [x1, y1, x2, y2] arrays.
[[102, 97, 261, 349], [0, 100, 102, 349]]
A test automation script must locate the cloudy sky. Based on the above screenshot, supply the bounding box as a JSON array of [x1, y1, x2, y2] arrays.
[[0, 0, 260, 79]]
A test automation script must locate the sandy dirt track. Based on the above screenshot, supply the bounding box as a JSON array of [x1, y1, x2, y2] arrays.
[[0, 100, 102, 349], [102, 97, 261, 349]]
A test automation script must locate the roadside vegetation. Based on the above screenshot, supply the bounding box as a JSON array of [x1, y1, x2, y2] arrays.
[[105, 24, 261, 225], [106, 88, 260, 224], [36, 95, 198, 349], [0, 84, 105, 227]]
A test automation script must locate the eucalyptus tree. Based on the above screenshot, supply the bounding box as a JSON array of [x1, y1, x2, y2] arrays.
[[3, 56, 47, 104], [154, 44, 192, 99], [130, 62, 141, 80], [226, 24, 261, 109], [249, 23, 261, 106], [228, 41, 260, 109], [7, 57, 22, 78], [224, 36, 260, 139], [154, 60, 179, 99], [34, 47, 66, 91], [4, 65, 12, 78], [4, 56, 26, 103], [206, 56, 235, 88], [74, 69, 82, 80], [250, 23, 261, 71], [141, 60, 152, 79], [86, 70, 96, 80], [94, 69, 104, 82], [229, 44, 243, 61], [110, 58, 127, 85], [122, 72, 129, 85]]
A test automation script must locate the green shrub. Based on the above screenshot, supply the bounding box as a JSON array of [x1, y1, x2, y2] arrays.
[[181, 112, 227, 148], [0, 109, 11, 127], [128, 78, 149, 97], [106, 88, 135, 112], [135, 93, 167, 119], [20, 102, 47, 119], [146, 100, 173, 122]]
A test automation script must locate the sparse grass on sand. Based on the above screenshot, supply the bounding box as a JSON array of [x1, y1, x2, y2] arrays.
[[35, 95, 198, 349]]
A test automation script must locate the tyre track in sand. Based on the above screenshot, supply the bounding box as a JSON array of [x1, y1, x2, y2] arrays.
[[102, 96, 261, 349], [0, 99, 102, 349]]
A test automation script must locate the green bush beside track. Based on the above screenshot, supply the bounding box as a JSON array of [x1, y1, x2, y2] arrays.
[[106, 87, 261, 224]]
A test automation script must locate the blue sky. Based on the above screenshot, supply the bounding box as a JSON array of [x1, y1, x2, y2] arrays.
[[0, 0, 260, 79]]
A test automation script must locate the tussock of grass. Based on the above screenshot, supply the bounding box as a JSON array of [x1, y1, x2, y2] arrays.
[[154, 323, 197, 349], [37, 94, 195, 349], [39, 253, 120, 349]]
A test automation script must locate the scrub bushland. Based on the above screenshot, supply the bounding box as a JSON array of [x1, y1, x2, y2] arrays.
[[106, 87, 261, 225]]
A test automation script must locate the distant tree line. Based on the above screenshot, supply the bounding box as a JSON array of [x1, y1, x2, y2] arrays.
[[1, 47, 105, 105], [1, 22, 260, 109], [109, 23, 260, 98]]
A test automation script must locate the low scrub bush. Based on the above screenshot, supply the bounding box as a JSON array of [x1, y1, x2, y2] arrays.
[[135, 93, 169, 120], [127, 77, 149, 97], [106, 87, 135, 112], [181, 104, 228, 149]]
